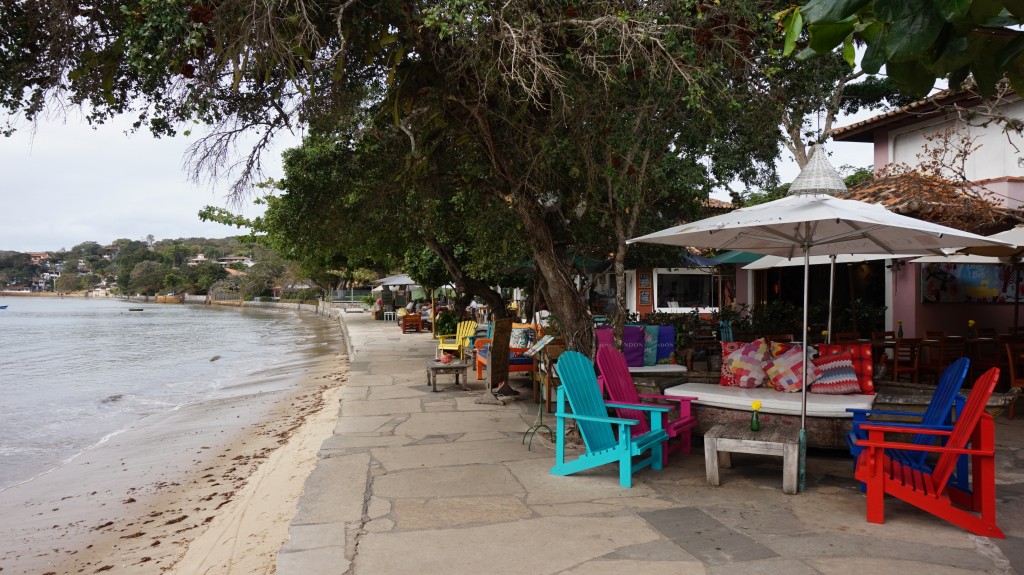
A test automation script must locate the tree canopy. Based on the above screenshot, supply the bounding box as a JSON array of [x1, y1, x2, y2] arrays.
[[779, 0, 1024, 97]]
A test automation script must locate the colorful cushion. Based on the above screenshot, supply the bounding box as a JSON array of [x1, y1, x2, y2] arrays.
[[643, 325, 660, 366], [656, 325, 675, 363], [817, 342, 874, 393], [725, 338, 770, 388], [719, 341, 748, 386], [510, 326, 533, 348], [810, 352, 862, 394], [770, 341, 795, 358], [764, 345, 820, 392], [623, 325, 646, 367]]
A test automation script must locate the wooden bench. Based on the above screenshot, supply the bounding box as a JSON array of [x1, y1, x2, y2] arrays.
[[703, 422, 801, 494]]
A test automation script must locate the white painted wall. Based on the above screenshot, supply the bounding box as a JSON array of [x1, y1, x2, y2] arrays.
[[889, 99, 1024, 183]]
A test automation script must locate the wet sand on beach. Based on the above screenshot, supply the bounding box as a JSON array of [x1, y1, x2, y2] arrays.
[[0, 313, 347, 574]]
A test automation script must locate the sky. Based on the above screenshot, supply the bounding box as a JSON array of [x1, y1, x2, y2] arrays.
[[0, 114, 301, 253], [0, 110, 875, 254]]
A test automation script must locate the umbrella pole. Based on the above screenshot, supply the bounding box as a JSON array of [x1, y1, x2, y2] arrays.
[[827, 255, 836, 344], [799, 244, 810, 493], [1016, 263, 1021, 338]]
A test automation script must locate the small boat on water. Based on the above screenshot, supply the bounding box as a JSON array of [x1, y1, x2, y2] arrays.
[[128, 307, 144, 312], [0, 305, 7, 309]]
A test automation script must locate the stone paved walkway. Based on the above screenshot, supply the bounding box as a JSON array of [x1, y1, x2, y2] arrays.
[[279, 312, 1024, 575]]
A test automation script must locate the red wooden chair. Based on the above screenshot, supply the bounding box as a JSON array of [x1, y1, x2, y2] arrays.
[[596, 347, 697, 466], [854, 367, 1004, 538]]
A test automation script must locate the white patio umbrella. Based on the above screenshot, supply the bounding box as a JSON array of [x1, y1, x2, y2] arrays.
[[629, 145, 1011, 487], [744, 253, 918, 341]]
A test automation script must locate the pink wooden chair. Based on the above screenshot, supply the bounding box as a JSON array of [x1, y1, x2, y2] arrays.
[[596, 347, 698, 466]]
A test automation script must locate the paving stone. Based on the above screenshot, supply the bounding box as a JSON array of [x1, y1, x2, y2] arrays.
[[277, 545, 350, 575], [372, 437, 546, 472], [762, 532, 994, 570], [805, 556, 998, 575], [292, 453, 369, 525], [560, 558, 704, 575], [394, 410, 528, 436], [373, 463, 522, 499], [707, 557, 820, 575], [605, 539, 699, 562], [393, 495, 532, 530], [281, 522, 347, 552], [342, 398, 424, 417], [508, 457, 659, 505], [639, 507, 778, 565], [355, 516, 660, 575], [334, 415, 395, 434]]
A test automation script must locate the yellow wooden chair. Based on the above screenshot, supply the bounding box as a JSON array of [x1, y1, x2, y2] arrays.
[[437, 320, 477, 359]]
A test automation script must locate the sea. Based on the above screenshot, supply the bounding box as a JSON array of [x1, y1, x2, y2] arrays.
[[0, 296, 333, 491]]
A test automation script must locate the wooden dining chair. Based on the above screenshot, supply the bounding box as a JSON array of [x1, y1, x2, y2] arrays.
[[891, 337, 922, 383], [978, 327, 997, 338], [1004, 342, 1024, 419], [919, 336, 967, 384], [924, 329, 947, 340], [871, 330, 896, 340], [833, 331, 859, 342]]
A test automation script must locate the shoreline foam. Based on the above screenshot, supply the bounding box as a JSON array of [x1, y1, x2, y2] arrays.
[[0, 310, 347, 574]]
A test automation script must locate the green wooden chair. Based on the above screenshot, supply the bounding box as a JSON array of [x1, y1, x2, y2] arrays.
[[551, 351, 669, 488]]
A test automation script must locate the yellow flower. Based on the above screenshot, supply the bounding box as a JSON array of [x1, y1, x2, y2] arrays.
[[968, 319, 976, 327], [752, 400, 762, 411], [898, 320, 903, 324], [821, 330, 828, 336]]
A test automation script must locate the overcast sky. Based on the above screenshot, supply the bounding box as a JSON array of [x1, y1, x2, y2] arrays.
[[0, 111, 874, 254], [0, 114, 301, 253]]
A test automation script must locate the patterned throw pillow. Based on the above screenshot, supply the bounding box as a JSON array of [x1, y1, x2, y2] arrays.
[[764, 345, 821, 392], [623, 325, 646, 367], [719, 341, 748, 386], [643, 325, 660, 366], [770, 341, 795, 358], [817, 342, 874, 393], [656, 325, 675, 363], [510, 327, 533, 348], [810, 352, 862, 394], [725, 338, 770, 388]]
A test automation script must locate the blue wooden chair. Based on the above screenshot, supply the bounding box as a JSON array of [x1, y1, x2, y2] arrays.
[[551, 351, 669, 488], [846, 356, 970, 488]]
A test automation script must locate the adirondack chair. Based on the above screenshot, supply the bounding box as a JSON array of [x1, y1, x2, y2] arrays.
[[551, 351, 670, 488], [855, 366, 1004, 538], [846, 357, 970, 469], [596, 347, 697, 466], [436, 320, 477, 359]]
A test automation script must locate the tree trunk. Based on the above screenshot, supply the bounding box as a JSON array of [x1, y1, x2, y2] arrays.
[[515, 205, 594, 356]]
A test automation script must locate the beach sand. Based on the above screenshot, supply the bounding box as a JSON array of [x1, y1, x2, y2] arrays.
[[0, 313, 347, 574]]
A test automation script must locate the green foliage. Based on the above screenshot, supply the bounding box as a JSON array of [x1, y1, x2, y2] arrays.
[[780, 0, 1024, 97], [434, 309, 459, 336], [750, 300, 800, 337], [841, 165, 875, 188]]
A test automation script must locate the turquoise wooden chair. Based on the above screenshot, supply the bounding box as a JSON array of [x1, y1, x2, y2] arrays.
[[551, 351, 669, 488]]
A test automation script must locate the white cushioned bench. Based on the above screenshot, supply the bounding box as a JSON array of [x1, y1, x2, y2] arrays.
[[628, 365, 690, 376], [663, 382, 875, 418]]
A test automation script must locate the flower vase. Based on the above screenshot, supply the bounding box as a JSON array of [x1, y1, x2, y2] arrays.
[[750, 410, 760, 432]]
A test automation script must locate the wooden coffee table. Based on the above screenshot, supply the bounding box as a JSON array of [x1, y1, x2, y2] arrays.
[[703, 422, 801, 494], [425, 359, 471, 392]]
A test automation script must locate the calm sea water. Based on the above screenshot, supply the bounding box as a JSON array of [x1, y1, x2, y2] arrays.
[[0, 296, 330, 490]]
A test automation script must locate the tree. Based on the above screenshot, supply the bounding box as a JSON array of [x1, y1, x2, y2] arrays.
[[129, 261, 167, 295], [778, 0, 1024, 98], [55, 273, 83, 293], [184, 262, 228, 294], [2, 1, 824, 353]]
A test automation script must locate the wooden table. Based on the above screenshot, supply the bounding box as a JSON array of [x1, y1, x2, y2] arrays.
[[703, 422, 801, 494], [425, 359, 470, 392]]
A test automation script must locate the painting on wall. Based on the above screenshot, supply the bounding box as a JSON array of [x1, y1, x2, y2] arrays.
[[921, 262, 1021, 303], [639, 290, 652, 305]]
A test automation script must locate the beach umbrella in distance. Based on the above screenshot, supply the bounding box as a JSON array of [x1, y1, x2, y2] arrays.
[[629, 145, 1012, 489]]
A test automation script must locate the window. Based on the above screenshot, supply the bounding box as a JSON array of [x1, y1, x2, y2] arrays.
[[656, 270, 717, 309]]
